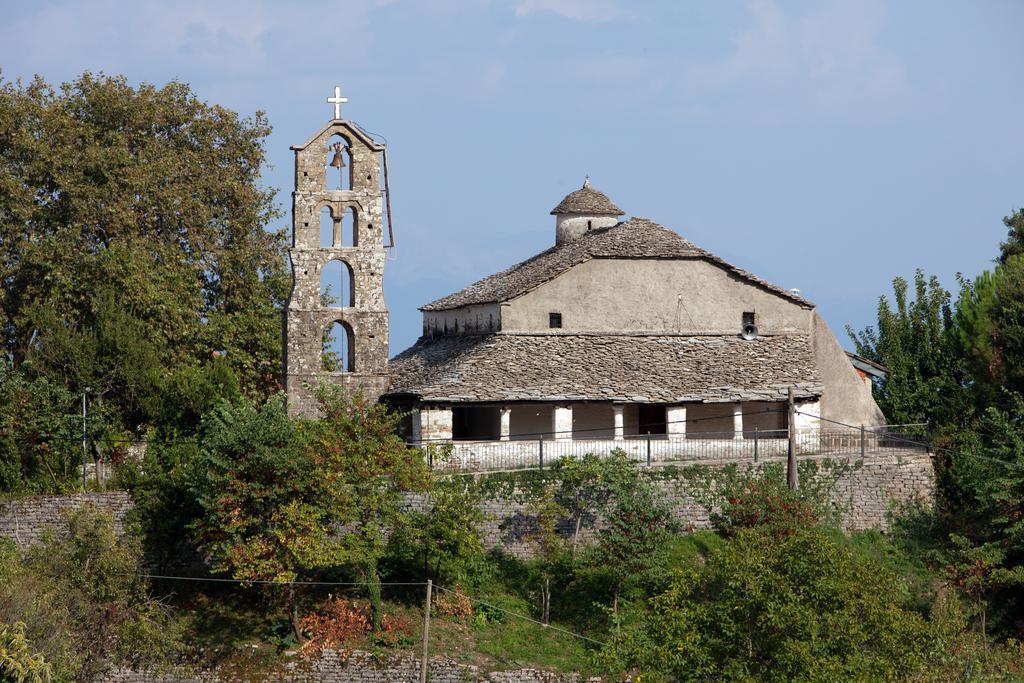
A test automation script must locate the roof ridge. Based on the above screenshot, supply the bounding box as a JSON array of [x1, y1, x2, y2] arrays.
[[420, 217, 813, 311]]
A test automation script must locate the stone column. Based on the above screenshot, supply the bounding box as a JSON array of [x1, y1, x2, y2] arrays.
[[419, 406, 453, 442], [411, 407, 422, 442], [553, 405, 573, 441], [793, 400, 822, 432], [612, 404, 625, 440], [793, 399, 822, 452], [667, 405, 687, 438], [733, 403, 744, 440], [499, 406, 511, 441]]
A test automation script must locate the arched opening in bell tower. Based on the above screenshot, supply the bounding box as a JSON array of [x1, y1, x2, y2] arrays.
[[325, 134, 352, 191], [319, 206, 335, 247], [319, 205, 358, 247], [320, 259, 354, 308], [322, 320, 355, 373]]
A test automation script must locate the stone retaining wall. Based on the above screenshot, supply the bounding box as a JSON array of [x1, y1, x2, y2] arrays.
[[0, 454, 933, 558], [0, 492, 133, 550], [466, 451, 935, 557], [98, 649, 600, 682]]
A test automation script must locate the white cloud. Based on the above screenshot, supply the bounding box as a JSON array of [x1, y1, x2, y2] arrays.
[[0, 0, 389, 82], [514, 0, 621, 22], [686, 0, 909, 117]]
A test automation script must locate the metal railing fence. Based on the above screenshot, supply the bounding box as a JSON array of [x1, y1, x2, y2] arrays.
[[410, 424, 930, 473]]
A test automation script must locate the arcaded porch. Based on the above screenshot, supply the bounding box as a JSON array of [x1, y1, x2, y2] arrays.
[[403, 401, 930, 473], [411, 400, 795, 442], [405, 400, 833, 470]]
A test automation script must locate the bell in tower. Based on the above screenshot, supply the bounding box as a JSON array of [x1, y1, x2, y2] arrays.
[[283, 87, 391, 417]]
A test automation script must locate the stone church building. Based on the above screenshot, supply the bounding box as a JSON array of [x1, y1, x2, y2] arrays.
[[284, 97, 885, 455], [384, 179, 884, 445]]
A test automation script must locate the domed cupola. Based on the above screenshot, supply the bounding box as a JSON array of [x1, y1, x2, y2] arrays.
[[550, 177, 624, 245]]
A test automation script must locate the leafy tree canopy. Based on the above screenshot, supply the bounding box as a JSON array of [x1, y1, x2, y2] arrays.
[[190, 387, 429, 638], [847, 269, 963, 425], [606, 526, 930, 681], [0, 72, 289, 438], [0, 506, 181, 681]]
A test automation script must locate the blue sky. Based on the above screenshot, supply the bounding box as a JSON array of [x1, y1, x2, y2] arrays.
[[2, 0, 1022, 354]]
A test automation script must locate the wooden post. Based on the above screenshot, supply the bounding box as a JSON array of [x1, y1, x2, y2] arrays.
[[420, 579, 432, 683], [787, 388, 798, 490]]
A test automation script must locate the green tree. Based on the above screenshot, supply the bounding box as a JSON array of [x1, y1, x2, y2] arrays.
[[0, 72, 288, 428], [26, 289, 164, 432], [189, 394, 314, 640], [301, 386, 430, 630], [847, 269, 963, 424], [953, 268, 1002, 407], [605, 526, 930, 681], [522, 481, 568, 625], [997, 207, 1024, 264], [710, 473, 822, 539], [0, 507, 180, 681], [943, 534, 1024, 649], [594, 483, 676, 625], [396, 474, 486, 584], [0, 363, 81, 493], [551, 452, 639, 556], [989, 255, 1024, 399], [191, 388, 429, 637]]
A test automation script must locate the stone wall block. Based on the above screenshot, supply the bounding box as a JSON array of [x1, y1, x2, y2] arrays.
[[0, 492, 132, 551]]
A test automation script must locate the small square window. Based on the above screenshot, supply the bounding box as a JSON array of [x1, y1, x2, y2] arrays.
[[549, 312, 562, 329], [742, 311, 756, 327]]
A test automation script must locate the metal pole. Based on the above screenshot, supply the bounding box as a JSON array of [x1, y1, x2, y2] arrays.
[[860, 425, 865, 458], [646, 434, 652, 466], [787, 388, 798, 490], [81, 391, 87, 489], [420, 579, 432, 683], [538, 439, 544, 470], [754, 427, 759, 463]]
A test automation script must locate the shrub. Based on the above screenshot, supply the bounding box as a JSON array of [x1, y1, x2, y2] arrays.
[[0, 505, 182, 681], [433, 586, 473, 620], [298, 597, 412, 656], [0, 622, 51, 683], [604, 526, 931, 681], [712, 476, 821, 538]]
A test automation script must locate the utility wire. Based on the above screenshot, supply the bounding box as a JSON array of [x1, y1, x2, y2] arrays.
[[122, 574, 606, 645], [796, 410, 1024, 471], [127, 573, 426, 587]]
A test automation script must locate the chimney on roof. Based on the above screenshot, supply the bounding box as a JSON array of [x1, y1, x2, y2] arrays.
[[550, 177, 625, 246]]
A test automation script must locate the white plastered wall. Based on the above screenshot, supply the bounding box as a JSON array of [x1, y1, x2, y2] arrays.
[[502, 258, 811, 335]]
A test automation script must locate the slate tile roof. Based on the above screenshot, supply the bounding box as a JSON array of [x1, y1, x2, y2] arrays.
[[550, 179, 625, 215], [421, 218, 813, 311], [386, 333, 823, 404]]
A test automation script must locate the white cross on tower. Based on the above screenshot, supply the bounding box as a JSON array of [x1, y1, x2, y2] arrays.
[[327, 86, 348, 120]]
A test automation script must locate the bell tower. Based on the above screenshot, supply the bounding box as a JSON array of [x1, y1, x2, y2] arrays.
[[284, 87, 390, 416]]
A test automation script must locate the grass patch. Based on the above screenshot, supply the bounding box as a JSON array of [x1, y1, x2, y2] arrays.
[[428, 590, 599, 675]]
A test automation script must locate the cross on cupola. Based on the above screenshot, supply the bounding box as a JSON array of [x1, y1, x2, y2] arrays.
[[326, 86, 348, 120]]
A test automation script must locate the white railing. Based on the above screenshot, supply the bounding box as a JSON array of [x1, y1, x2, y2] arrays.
[[411, 426, 929, 472]]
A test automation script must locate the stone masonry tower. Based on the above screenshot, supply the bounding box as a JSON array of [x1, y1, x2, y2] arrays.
[[284, 88, 389, 416]]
